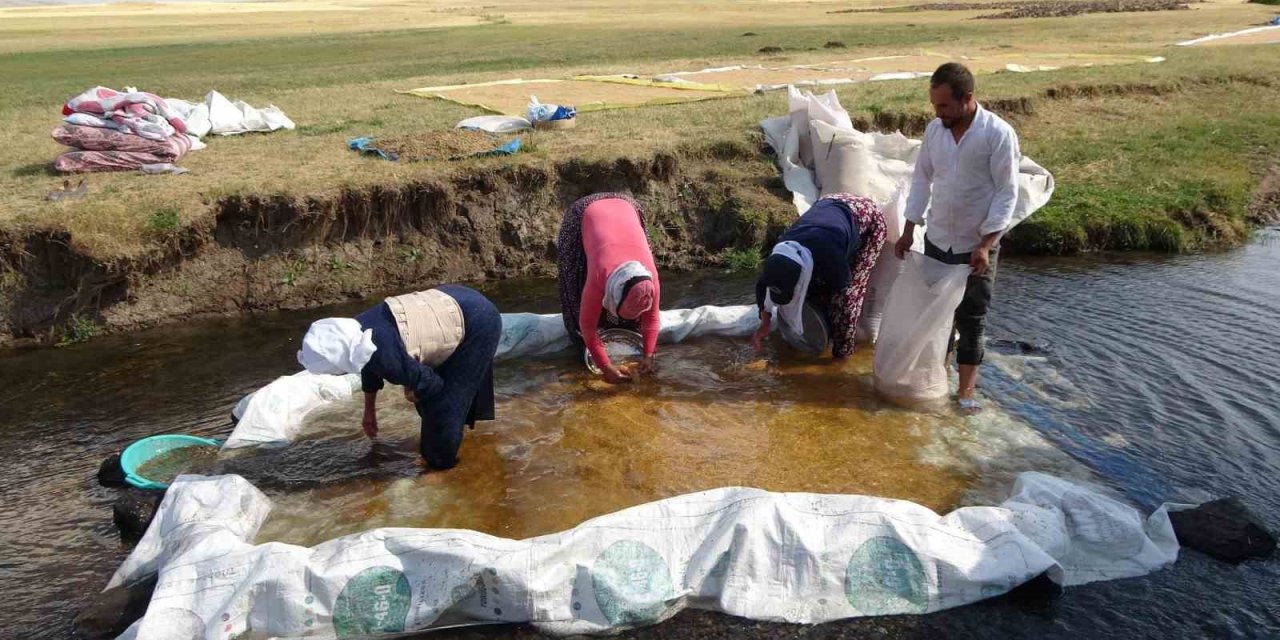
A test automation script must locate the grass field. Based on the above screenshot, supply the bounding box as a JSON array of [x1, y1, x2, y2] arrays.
[[0, 0, 1277, 275]]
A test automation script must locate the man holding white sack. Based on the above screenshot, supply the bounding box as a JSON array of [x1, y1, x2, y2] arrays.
[[894, 62, 1020, 414]]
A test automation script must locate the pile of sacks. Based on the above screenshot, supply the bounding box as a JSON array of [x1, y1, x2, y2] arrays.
[[52, 86, 295, 174], [54, 87, 201, 174]]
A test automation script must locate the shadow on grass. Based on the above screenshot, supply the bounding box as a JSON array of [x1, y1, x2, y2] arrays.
[[754, 175, 792, 202], [13, 162, 56, 178]]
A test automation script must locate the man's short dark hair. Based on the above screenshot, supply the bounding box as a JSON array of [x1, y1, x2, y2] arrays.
[[931, 62, 974, 100]]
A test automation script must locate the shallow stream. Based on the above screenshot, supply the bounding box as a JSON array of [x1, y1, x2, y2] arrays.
[[2, 230, 1278, 638]]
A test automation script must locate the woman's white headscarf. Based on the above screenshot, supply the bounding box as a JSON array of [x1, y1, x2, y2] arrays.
[[763, 241, 814, 338], [297, 318, 377, 375], [603, 260, 653, 316]]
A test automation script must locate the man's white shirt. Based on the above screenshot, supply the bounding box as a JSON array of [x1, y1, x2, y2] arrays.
[[904, 105, 1021, 253]]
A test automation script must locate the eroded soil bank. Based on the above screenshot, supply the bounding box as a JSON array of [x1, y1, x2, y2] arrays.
[[2, 125, 1275, 348], [0, 146, 798, 347]]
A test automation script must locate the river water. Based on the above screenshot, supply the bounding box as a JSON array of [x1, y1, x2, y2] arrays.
[[1, 229, 1278, 639]]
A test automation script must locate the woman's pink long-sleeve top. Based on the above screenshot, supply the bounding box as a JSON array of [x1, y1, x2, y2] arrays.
[[579, 198, 661, 370]]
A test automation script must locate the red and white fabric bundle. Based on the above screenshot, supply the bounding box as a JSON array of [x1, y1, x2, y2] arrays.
[[54, 86, 198, 173]]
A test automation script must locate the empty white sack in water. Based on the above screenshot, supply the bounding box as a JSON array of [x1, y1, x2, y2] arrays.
[[496, 305, 758, 361], [873, 252, 971, 403], [224, 371, 361, 449], [108, 472, 1177, 639], [226, 305, 762, 449]]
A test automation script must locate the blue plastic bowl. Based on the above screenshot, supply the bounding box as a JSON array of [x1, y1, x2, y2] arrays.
[[120, 434, 221, 490]]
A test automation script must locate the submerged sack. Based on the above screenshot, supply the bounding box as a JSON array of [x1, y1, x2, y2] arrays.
[[873, 253, 970, 403], [854, 182, 909, 344]]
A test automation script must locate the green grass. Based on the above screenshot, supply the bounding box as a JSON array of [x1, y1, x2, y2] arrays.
[[146, 207, 181, 234], [281, 259, 307, 287], [56, 314, 97, 347], [1003, 73, 1279, 252], [1, 1, 1277, 259], [0, 22, 982, 109], [723, 248, 763, 273]]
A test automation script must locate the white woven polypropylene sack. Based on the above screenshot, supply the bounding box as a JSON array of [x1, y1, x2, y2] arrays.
[[873, 252, 970, 402]]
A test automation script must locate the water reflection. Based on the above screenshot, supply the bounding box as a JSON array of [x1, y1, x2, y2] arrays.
[[3, 232, 1279, 637], [254, 342, 1043, 545]]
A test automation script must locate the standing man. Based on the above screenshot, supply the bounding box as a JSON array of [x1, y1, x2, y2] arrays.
[[894, 62, 1020, 414]]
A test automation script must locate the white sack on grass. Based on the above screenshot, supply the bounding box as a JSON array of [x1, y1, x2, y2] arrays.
[[164, 99, 212, 139], [456, 115, 532, 133], [168, 91, 295, 138], [228, 306, 763, 449], [110, 472, 1177, 639], [206, 90, 295, 136], [872, 252, 971, 403], [769, 87, 855, 212], [812, 120, 917, 202]]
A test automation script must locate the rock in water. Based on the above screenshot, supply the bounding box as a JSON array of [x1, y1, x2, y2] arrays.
[[113, 489, 164, 541], [1003, 571, 1063, 612], [1169, 497, 1277, 564], [73, 574, 157, 639], [97, 453, 125, 487]]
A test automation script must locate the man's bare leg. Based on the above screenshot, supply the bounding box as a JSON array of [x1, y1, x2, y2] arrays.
[[958, 363, 978, 399], [957, 363, 981, 414]]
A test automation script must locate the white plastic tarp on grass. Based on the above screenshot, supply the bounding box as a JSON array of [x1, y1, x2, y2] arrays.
[[225, 306, 762, 449], [1176, 25, 1280, 46], [110, 472, 1178, 639], [167, 90, 296, 138], [456, 115, 533, 133]]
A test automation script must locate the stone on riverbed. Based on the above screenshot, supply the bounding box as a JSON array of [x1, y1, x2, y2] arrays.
[[73, 574, 156, 640], [1169, 497, 1277, 564], [113, 489, 164, 541]]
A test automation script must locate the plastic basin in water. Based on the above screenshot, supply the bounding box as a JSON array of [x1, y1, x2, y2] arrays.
[[120, 434, 221, 490], [780, 302, 830, 356], [584, 328, 644, 374]]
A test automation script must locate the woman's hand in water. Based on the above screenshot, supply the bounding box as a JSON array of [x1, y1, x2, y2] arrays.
[[634, 355, 656, 377], [362, 391, 379, 439], [750, 311, 772, 353], [601, 364, 633, 384]]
